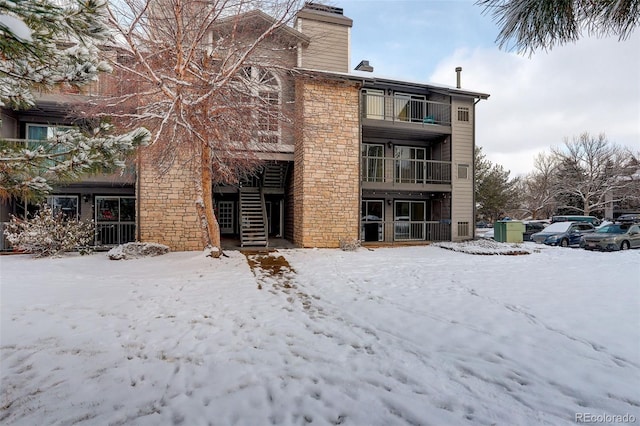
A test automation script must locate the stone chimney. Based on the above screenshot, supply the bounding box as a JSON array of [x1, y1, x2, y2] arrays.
[[295, 2, 353, 73]]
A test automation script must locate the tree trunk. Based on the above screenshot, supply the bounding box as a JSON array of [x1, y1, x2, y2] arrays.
[[196, 144, 222, 257]]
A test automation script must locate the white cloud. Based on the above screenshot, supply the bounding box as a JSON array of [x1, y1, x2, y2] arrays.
[[430, 33, 640, 176]]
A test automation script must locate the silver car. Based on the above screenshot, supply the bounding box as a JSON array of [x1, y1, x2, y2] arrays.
[[582, 223, 640, 251]]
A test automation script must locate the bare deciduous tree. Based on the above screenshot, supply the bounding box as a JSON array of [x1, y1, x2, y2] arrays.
[[98, 0, 303, 255], [518, 152, 558, 219], [551, 132, 635, 216]]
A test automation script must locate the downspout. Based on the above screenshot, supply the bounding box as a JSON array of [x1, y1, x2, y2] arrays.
[[135, 147, 141, 242], [472, 97, 481, 240], [358, 81, 364, 242]]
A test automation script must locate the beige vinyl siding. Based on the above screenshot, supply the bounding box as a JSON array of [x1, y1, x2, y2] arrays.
[[0, 112, 17, 139], [450, 97, 475, 241], [298, 19, 350, 73]]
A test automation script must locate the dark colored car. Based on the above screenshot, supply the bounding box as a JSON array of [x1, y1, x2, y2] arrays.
[[583, 223, 640, 251], [616, 214, 640, 224], [523, 222, 547, 241], [531, 222, 595, 247]]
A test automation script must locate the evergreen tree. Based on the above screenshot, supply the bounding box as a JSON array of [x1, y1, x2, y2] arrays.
[[475, 146, 519, 222], [0, 0, 150, 200], [479, 0, 640, 53]]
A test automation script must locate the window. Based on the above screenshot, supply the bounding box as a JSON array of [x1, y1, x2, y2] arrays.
[[46, 195, 79, 219], [394, 200, 425, 240], [361, 200, 384, 242], [362, 88, 384, 119], [394, 93, 425, 123], [26, 124, 74, 141], [395, 146, 426, 184], [95, 196, 136, 245], [217, 201, 234, 234], [239, 67, 280, 144], [458, 164, 469, 179], [457, 107, 470, 122], [26, 124, 76, 168], [361, 143, 384, 182], [258, 91, 279, 132]]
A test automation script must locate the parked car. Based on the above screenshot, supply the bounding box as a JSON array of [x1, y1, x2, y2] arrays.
[[523, 221, 548, 241], [616, 214, 640, 223], [582, 223, 640, 251], [551, 215, 601, 227], [531, 221, 595, 247]]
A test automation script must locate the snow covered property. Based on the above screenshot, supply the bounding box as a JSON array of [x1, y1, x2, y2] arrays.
[[1, 244, 639, 425], [1, 2, 488, 252]]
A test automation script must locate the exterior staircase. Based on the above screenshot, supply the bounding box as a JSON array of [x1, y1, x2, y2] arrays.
[[262, 162, 289, 189], [239, 187, 268, 247]]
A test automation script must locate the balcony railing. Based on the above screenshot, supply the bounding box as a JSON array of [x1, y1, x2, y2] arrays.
[[362, 155, 451, 184], [95, 223, 136, 246], [1, 138, 51, 147], [362, 93, 451, 126], [361, 219, 451, 242]]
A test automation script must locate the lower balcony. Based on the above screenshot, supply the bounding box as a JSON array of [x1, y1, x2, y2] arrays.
[[361, 219, 451, 243]]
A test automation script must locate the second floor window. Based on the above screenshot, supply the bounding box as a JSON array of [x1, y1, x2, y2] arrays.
[[240, 67, 281, 144], [27, 124, 74, 141], [26, 124, 75, 168]]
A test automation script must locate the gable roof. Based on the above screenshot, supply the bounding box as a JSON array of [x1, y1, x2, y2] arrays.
[[215, 9, 310, 47]]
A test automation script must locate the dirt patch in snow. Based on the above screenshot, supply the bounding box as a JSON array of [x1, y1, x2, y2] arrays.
[[244, 251, 320, 314], [433, 240, 536, 256]]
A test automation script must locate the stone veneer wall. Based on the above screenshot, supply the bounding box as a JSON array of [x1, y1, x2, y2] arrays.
[[293, 77, 361, 247], [138, 145, 203, 251]]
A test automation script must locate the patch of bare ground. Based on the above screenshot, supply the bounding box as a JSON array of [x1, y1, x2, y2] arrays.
[[244, 251, 321, 315]]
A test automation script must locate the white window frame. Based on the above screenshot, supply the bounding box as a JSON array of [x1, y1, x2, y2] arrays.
[[361, 199, 384, 242], [458, 163, 469, 180], [241, 67, 281, 144], [362, 88, 385, 119], [394, 92, 426, 123]]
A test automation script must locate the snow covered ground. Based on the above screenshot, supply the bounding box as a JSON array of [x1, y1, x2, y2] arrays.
[[1, 242, 639, 425]]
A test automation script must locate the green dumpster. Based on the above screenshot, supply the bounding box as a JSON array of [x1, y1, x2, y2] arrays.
[[494, 220, 525, 243]]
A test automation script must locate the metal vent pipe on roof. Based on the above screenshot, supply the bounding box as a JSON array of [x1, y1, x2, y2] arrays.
[[455, 66, 462, 89]]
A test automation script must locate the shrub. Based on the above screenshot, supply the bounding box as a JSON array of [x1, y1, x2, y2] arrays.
[[107, 242, 169, 260], [339, 238, 361, 251], [3, 205, 95, 257]]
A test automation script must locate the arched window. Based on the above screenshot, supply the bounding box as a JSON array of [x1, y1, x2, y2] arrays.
[[239, 67, 280, 144]]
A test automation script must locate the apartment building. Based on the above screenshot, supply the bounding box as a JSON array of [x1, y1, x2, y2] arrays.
[[0, 3, 488, 251]]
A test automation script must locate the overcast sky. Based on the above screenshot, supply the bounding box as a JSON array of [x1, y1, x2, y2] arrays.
[[336, 0, 640, 176]]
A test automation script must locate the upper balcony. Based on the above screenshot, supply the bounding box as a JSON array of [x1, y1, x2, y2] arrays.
[[361, 91, 451, 140]]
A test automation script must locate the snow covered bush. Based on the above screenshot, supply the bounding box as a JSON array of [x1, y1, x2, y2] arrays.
[[107, 242, 169, 260], [339, 238, 361, 251], [3, 205, 95, 257]]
